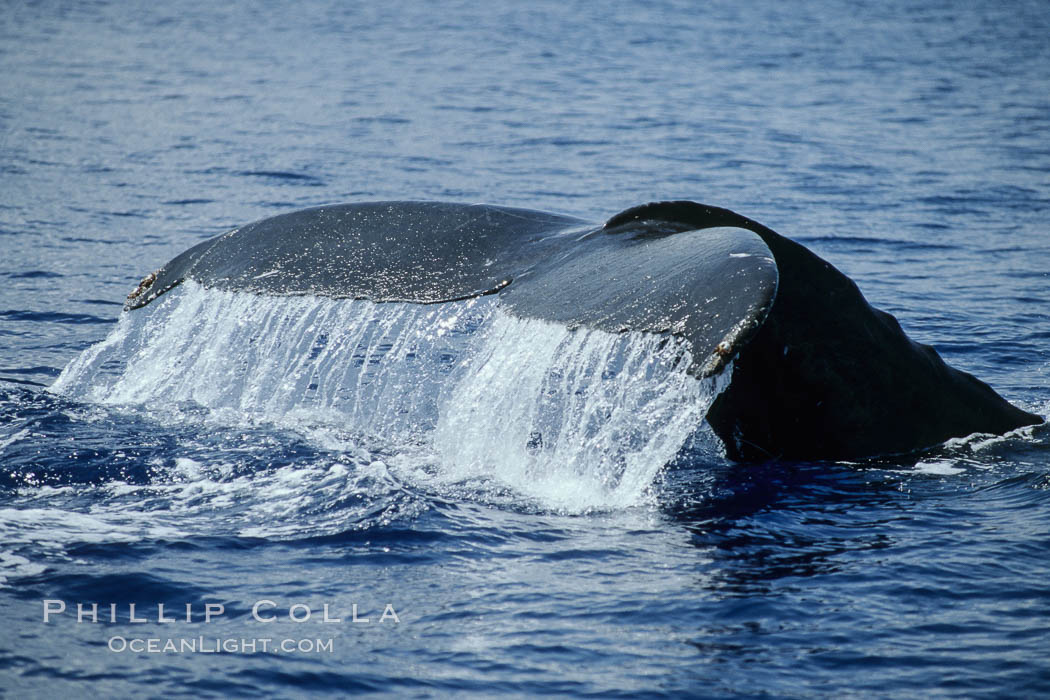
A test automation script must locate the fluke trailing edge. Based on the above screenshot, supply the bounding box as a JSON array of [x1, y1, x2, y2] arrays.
[[125, 200, 1042, 461]]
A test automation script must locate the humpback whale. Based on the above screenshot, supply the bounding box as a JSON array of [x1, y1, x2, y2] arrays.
[[125, 200, 1041, 461]]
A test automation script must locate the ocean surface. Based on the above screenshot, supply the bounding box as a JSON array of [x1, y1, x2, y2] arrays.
[[2, 0, 1050, 697]]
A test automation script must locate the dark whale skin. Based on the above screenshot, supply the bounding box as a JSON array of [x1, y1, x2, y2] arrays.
[[608, 201, 1042, 461], [126, 201, 780, 379], [126, 200, 1042, 462]]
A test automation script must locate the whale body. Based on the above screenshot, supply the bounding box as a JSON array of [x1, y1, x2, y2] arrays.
[[125, 200, 1041, 461]]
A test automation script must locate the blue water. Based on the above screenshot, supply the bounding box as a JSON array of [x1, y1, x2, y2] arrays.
[[3, 0, 1050, 697]]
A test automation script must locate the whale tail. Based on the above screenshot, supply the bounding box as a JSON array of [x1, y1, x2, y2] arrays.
[[122, 199, 1042, 461]]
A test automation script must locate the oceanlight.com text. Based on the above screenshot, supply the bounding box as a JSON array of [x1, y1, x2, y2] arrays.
[[107, 636, 335, 654]]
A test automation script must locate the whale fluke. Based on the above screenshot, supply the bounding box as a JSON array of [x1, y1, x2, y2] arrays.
[[126, 200, 1042, 461]]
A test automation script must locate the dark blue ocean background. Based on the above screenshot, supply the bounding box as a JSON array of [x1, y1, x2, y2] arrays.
[[2, 0, 1050, 697]]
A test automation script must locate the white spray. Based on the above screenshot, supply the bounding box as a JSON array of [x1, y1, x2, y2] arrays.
[[53, 283, 726, 511]]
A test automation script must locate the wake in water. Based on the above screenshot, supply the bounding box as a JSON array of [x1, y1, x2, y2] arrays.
[[51, 282, 726, 512]]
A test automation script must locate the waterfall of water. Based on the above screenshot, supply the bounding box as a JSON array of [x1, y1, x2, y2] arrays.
[[53, 283, 726, 510]]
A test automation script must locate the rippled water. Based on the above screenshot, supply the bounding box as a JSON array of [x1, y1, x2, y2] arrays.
[[2, 0, 1049, 697]]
